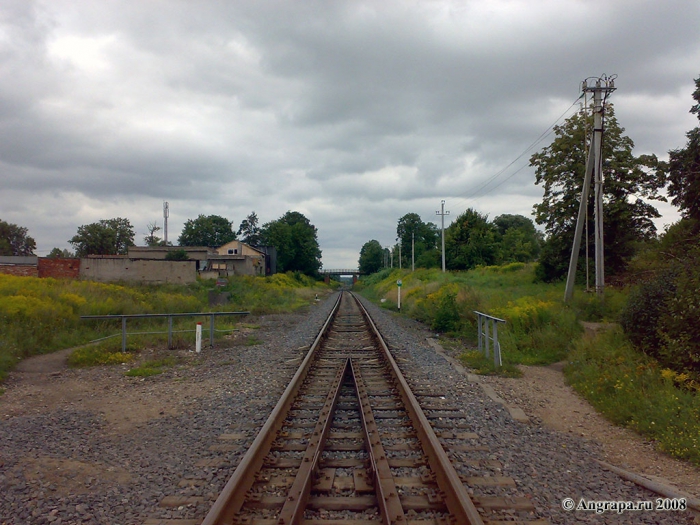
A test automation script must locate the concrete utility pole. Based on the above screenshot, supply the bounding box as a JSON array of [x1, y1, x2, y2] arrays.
[[163, 201, 169, 244], [436, 200, 449, 272], [398, 238, 402, 270], [411, 231, 415, 272], [564, 76, 616, 302]]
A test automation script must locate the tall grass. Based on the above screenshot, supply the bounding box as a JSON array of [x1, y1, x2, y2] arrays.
[[566, 328, 700, 465], [356, 264, 589, 365], [0, 272, 334, 380]]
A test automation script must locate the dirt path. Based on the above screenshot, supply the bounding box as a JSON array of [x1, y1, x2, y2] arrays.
[[486, 362, 700, 501]]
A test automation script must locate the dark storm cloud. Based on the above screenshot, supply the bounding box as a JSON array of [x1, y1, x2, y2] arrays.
[[0, 0, 698, 264]]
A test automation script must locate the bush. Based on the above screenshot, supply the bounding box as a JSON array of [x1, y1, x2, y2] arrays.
[[432, 289, 460, 332], [619, 268, 678, 356]]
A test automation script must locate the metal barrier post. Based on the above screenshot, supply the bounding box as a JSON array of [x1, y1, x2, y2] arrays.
[[210, 313, 215, 347], [493, 320, 502, 367], [484, 318, 490, 358], [477, 314, 482, 352], [168, 316, 173, 349], [474, 311, 506, 367], [121, 317, 127, 352]]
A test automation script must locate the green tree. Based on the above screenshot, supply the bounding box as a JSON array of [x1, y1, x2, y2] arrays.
[[178, 214, 236, 247], [47, 248, 76, 258], [358, 240, 384, 274], [69, 218, 135, 257], [237, 211, 262, 246], [445, 208, 497, 270], [0, 220, 36, 256], [396, 213, 440, 269], [667, 75, 700, 225], [531, 105, 665, 281], [493, 214, 541, 263], [165, 249, 190, 261], [260, 211, 322, 275]]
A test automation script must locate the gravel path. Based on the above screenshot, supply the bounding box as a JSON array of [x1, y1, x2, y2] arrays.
[[0, 292, 697, 525]]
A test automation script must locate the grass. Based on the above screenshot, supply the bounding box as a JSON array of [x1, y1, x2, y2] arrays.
[[125, 357, 178, 377], [566, 327, 700, 465], [356, 264, 596, 368], [459, 350, 523, 377], [0, 272, 334, 380]]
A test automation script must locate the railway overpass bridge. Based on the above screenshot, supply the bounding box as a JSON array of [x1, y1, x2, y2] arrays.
[[320, 268, 364, 284]]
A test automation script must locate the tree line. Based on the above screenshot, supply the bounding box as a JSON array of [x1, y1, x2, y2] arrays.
[[0, 210, 322, 277], [359, 211, 542, 274]]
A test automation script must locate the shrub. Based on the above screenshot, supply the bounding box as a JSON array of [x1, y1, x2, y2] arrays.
[[165, 249, 189, 261], [432, 289, 460, 332], [619, 267, 678, 356]]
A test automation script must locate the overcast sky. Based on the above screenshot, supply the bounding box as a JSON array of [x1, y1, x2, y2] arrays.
[[1, 1, 699, 268]]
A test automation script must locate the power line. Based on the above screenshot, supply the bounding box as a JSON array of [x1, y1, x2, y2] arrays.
[[447, 94, 584, 216]]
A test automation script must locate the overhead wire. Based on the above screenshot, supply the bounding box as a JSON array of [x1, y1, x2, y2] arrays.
[[445, 93, 585, 217]]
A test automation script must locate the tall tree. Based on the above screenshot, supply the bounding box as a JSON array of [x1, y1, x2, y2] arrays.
[[445, 208, 497, 270], [493, 214, 541, 263], [260, 211, 322, 276], [531, 105, 665, 281], [178, 214, 236, 247], [69, 218, 135, 257], [237, 211, 262, 246], [0, 220, 36, 256], [667, 75, 700, 224], [358, 240, 384, 274]]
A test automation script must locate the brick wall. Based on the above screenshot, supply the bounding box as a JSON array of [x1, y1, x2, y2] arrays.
[[0, 265, 39, 277], [38, 258, 80, 279]]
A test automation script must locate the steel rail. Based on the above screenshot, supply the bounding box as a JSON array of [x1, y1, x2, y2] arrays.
[[200, 293, 343, 525], [352, 292, 485, 525], [351, 359, 407, 525], [276, 360, 348, 525]]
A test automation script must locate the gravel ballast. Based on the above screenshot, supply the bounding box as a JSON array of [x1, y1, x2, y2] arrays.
[[0, 292, 696, 524]]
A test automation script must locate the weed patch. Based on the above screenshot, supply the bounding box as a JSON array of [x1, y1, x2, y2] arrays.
[[125, 357, 178, 377], [459, 350, 522, 377], [566, 328, 700, 465], [68, 346, 135, 367]]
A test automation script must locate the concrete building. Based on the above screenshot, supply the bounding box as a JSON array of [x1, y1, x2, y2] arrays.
[[80, 255, 196, 284]]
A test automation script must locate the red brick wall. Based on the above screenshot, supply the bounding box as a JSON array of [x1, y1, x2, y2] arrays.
[[0, 265, 39, 277], [38, 258, 81, 279]]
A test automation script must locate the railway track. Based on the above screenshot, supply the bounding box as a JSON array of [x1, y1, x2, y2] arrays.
[[148, 291, 546, 525]]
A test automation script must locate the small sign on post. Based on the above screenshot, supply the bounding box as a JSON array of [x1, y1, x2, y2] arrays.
[[397, 279, 402, 312], [196, 322, 202, 353]]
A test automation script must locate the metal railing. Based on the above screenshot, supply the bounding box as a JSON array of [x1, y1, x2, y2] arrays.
[[81, 311, 249, 352], [474, 311, 506, 367]]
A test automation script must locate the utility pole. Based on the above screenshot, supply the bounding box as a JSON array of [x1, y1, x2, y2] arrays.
[[564, 76, 616, 302], [397, 238, 402, 270], [436, 200, 449, 272], [411, 231, 415, 272], [163, 201, 169, 245]]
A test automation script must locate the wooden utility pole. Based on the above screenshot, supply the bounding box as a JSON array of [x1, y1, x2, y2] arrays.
[[564, 76, 616, 302]]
